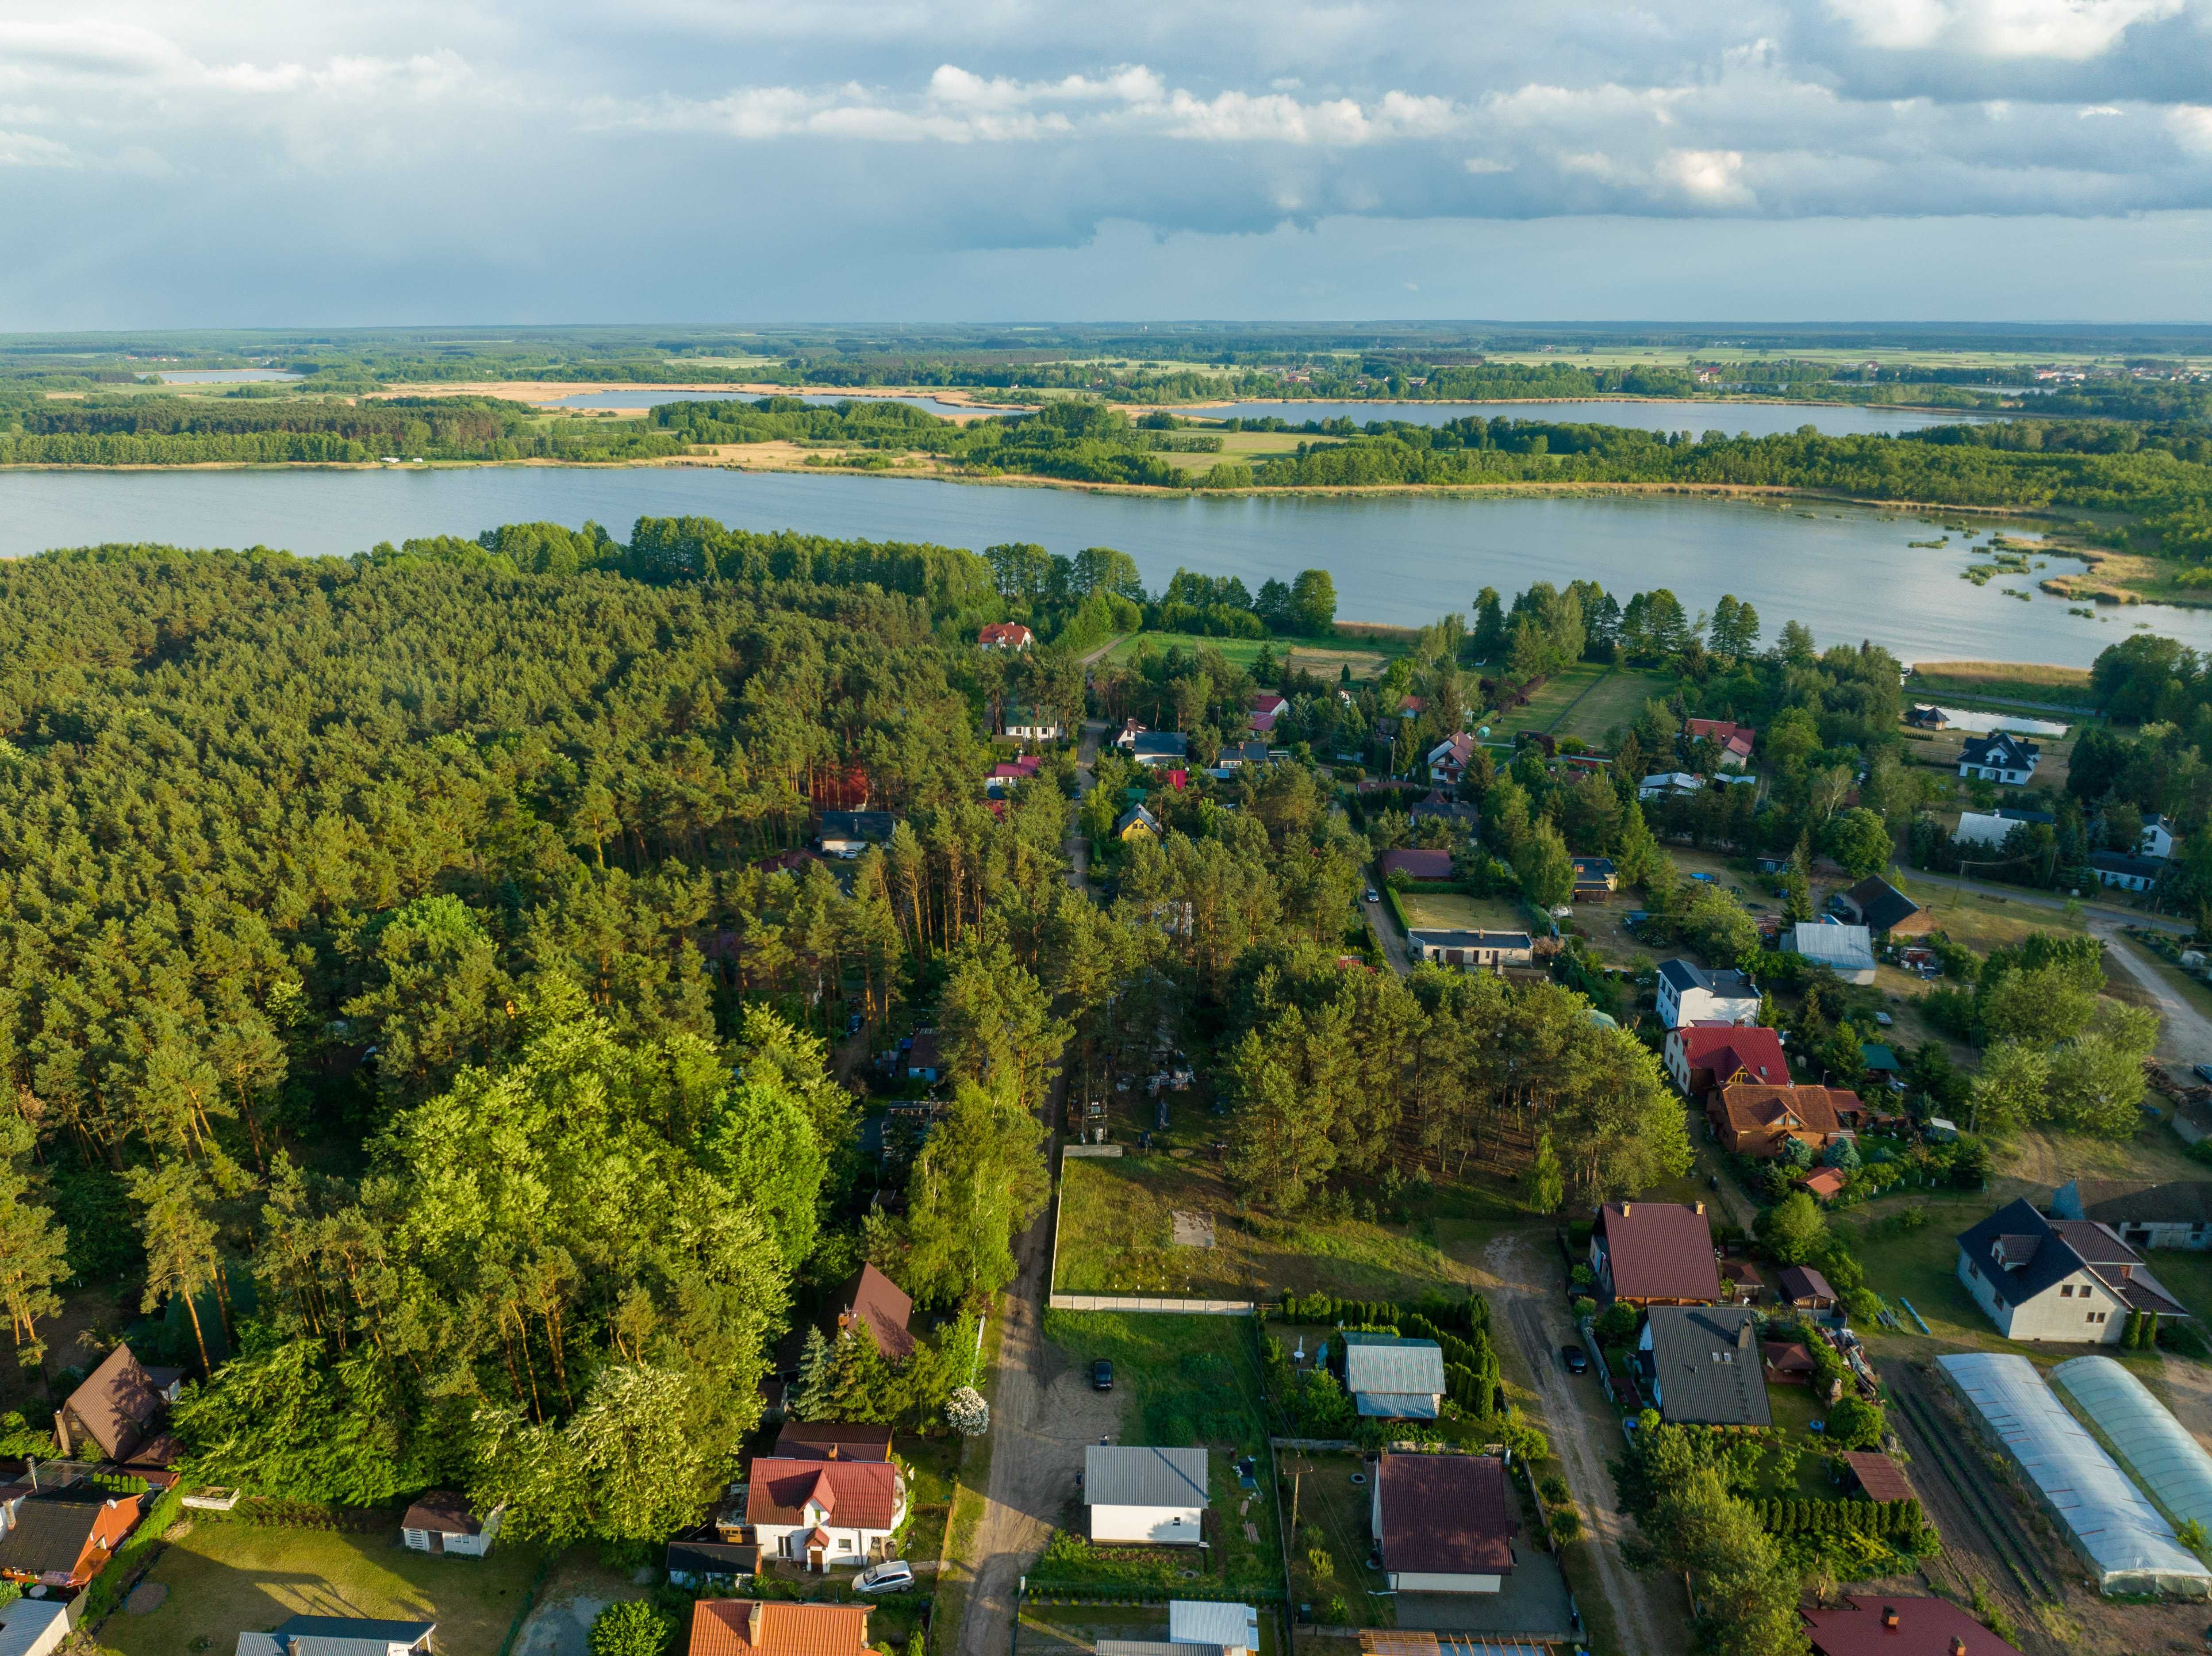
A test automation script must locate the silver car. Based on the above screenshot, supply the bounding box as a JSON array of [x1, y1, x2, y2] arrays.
[[856, 1560, 914, 1594]]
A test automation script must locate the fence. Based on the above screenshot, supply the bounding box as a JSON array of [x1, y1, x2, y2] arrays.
[[1061, 1144, 1123, 1158], [1046, 1293, 1255, 1315]]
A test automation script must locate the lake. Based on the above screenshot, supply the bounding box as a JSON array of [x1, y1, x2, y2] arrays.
[[542, 390, 1001, 418], [1185, 399, 1994, 437], [1, 465, 2201, 669], [156, 369, 303, 384]]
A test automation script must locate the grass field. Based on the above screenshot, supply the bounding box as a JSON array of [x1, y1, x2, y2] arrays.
[[1505, 664, 1676, 747], [1104, 630, 1402, 681], [1053, 1154, 1489, 1302], [1909, 660, 2096, 705], [100, 1522, 544, 1656], [1886, 876, 2088, 954], [1395, 890, 1525, 933], [1039, 1310, 1273, 1455], [1106, 632, 1274, 668]]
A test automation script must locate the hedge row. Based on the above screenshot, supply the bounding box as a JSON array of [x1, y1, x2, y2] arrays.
[[1751, 1496, 1922, 1539], [1279, 1292, 1489, 1335]]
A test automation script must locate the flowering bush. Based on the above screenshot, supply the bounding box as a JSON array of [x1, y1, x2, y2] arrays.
[[945, 1385, 990, 1437]]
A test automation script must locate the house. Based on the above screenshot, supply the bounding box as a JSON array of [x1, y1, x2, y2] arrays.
[[1861, 1044, 1903, 1087], [1370, 1453, 1517, 1594], [1956, 1196, 2190, 1343], [1084, 1445, 1208, 1545], [902, 1031, 941, 1084], [236, 1619, 437, 1656], [2090, 851, 2163, 893], [1426, 734, 1476, 786], [976, 622, 1033, 650], [1378, 847, 1453, 883], [826, 1265, 915, 1363], [1839, 1452, 1915, 1506], [1251, 691, 1288, 724], [687, 1600, 879, 1656], [1130, 733, 1188, 768], [1958, 732, 2039, 784], [1342, 1334, 1446, 1419], [665, 1526, 761, 1589], [1217, 739, 1271, 770], [1954, 806, 2055, 847], [1002, 709, 1062, 740], [1832, 874, 1932, 937], [1409, 791, 1479, 835], [1796, 1168, 1850, 1204], [1685, 718, 1755, 768], [1662, 1024, 1787, 1099], [1786, 922, 1876, 985], [1801, 1596, 2024, 1656], [2051, 1181, 2212, 1250], [1405, 929, 1533, 971], [1777, 1264, 1838, 1311], [0, 1596, 71, 1656], [1589, 1201, 1720, 1307], [1166, 1601, 1259, 1655], [2141, 815, 2181, 860], [1638, 1307, 1771, 1427], [1655, 960, 1759, 1030], [399, 1491, 502, 1557], [817, 811, 897, 859], [1708, 1084, 1863, 1159], [1639, 771, 1703, 800], [1571, 855, 1617, 901], [1115, 805, 1161, 842], [51, 1343, 183, 1465], [745, 1456, 907, 1570], [0, 1485, 144, 1588], [774, 1422, 896, 1460], [1905, 705, 1950, 730], [1763, 1341, 1817, 1385]]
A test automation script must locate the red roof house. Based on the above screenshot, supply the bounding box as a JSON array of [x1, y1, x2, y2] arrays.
[[1371, 1453, 1517, 1591], [830, 1265, 914, 1362], [1663, 1024, 1787, 1099], [688, 1599, 879, 1656], [1802, 1596, 2020, 1656], [976, 623, 1033, 650], [1590, 1202, 1720, 1307], [1685, 718, 1755, 767], [743, 1458, 907, 1572]]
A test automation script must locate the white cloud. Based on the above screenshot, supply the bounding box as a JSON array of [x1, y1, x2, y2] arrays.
[[0, 127, 76, 166], [1824, 0, 2185, 58], [2170, 104, 2212, 151], [1658, 147, 1756, 203]]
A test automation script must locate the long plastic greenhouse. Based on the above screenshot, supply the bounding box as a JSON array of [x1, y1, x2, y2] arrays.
[[2053, 1355, 2212, 1536], [1937, 1351, 2212, 1597]]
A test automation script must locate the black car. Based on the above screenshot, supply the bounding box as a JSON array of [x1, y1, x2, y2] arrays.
[[1093, 1358, 1114, 1391], [1561, 1344, 1590, 1375]]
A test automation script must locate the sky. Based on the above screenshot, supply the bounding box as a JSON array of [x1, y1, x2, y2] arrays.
[[1, 0, 2210, 328]]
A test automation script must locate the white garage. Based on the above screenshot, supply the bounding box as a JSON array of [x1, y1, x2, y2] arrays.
[[1085, 1445, 1209, 1546]]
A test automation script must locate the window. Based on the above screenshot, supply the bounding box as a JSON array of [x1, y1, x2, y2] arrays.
[[2060, 1284, 2074, 1297], [839, 1537, 854, 1552], [2087, 1311, 2099, 1323]]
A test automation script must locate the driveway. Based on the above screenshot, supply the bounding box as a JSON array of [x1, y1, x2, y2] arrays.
[[1481, 1232, 1681, 1656], [1362, 865, 1413, 976]]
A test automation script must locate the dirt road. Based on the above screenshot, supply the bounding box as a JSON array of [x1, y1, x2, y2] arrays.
[[2094, 920, 2212, 1066], [1482, 1233, 1679, 1656]]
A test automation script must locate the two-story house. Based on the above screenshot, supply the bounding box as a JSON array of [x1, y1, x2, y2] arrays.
[[1955, 1197, 2189, 1344]]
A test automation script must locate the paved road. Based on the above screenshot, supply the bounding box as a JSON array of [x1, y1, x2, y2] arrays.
[[1482, 1233, 1680, 1656]]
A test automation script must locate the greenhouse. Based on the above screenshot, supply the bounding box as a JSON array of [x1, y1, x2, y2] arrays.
[[2052, 1355, 2212, 1536], [1937, 1351, 2212, 1597]]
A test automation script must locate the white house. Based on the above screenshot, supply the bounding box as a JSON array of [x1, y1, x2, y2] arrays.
[[1406, 929, 1533, 971], [1786, 921, 1877, 985], [1371, 1453, 1517, 1594], [2142, 815, 2181, 860], [2051, 1181, 2212, 1250], [1955, 1197, 2189, 1345], [1084, 1445, 1208, 1546], [1003, 707, 1063, 741], [976, 623, 1033, 650], [399, 1492, 503, 1557], [1427, 733, 1476, 786], [1954, 806, 2055, 848], [1655, 959, 1759, 1029], [745, 1456, 908, 1570], [1957, 732, 2040, 784], [2091, 851, 2163, 893]]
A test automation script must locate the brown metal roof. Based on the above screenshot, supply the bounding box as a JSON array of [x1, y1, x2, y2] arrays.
[[1595, 1203, 1720, 1303], [832, 1266, 914, 1362], [1841, 1452, 1913, 1504], [772, 1422, 894, 1462], [59, 1345, 167, 1461], [1375, 1453, 1516, 1577]]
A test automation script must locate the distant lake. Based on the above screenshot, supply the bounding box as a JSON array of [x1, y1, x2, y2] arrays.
[[1, 466, 2198, 669], [1186, 399, 1996, 437], [542, 390, 1001, 418], [156, 369, 303, 384], [1924, 707, 2074, 737]]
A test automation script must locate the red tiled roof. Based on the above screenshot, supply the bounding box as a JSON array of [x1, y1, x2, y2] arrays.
[[976, 623, 1033, 647], [1675, 1026, 1787, 1090], [1841, 1452, 1913, 1504], [689, 1599, 878, 1656], [745, 1459, 902, 1531], [1251, 693, 1287, 715], [1797, 1168, 1849, 1200], [1378, 848, 1454, 882], [1713, 1084, 1863, 1144], [1596, 1203, 1720, 1303], [773, 1422, 894, 1462], [1375, 1453, 1516, 1577], [1803, 1596, 2020, 1656], [833, 1265, 914, 1361], [1685, 718, 1755, 758]]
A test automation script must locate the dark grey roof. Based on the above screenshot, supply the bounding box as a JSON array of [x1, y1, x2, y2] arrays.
[[2091, 851, 2165, 880], [1644, 1307, 1771, 1427], [1407, 928, 1532, 950], [1222, 740, 1271, 764], [1657, 959, 1754, 997], [0, 1486, 125, 1577], [818, 810, 896, 843], [1959, 1197, 2189, 1318], [1840, 875, 1920, 933], [1131, 732, 1189, 758], [2061, 1181, 2212, 1226], [665, 1530, 760, 1576], [1777, 1265, 1836, 1303], [253, 1618, 437, 1656], [1962, 732, 2039, 767], [1993, 806, 2055, 825]]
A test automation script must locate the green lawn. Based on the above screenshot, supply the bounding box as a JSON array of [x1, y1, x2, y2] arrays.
[[1106, 632, 1275, 669], [1504, 665, 1678, 748], [1054, 1154, 1492, 1302], [1395, 889, 1524, 933], [1283, 1450, 1390, 1628], [100, 1521, 545, 1656], [1041, 1310, 1272, 1452]]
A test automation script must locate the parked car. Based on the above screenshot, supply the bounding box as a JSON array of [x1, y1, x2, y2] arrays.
[[2195, 1062, 2212, 1087], [1092, 1358, 1114, 1391], [1365, 888, 1380, 903], [856, 1560, 914, 1594], [1561, 1345, 1589, 1376]]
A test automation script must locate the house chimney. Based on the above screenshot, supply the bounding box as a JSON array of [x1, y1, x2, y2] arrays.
[[1621, 1203, 1632, 1216], [1882, 1606, 1898, 1629], [828, 1445, 839, 1460], [1694, 1202, 1705, 1216], [1949, 1638, 1965, 1656]]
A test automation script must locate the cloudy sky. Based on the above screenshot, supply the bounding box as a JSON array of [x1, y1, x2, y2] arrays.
[[2, 0, 2209, 327]]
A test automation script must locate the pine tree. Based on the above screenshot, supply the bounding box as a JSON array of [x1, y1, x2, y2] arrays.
[[793, 1326, 833, 1419]]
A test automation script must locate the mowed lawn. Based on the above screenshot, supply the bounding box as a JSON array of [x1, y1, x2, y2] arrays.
[[1395, 890, 1525, 933], [1503, 666, 1677, 748], [1053, 1153, 1480, 1302], [101, 1521, 543, 1656]]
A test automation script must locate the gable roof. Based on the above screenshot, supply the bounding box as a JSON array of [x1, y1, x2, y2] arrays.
[[251, 1618, 438, 1656], [1251, 693, 1287, 715], [1656, 959, 1756, 1000], [665, 1532, 761, 1578], [399, 1491, 485, 1537], [1840, 1451, 1913, 1504], [1377, 848, 1453, 882], [2061, 1181, 2212, 1226], [1803, 1596, 2023, 1656], [1777, 1265, 1836, 1303], [61, 1344, 168, 1461], [1645, 1306, 1771, 1426], [0, 1486, 132, 1580], [1595, 1202, 1720, 1303], [1714, 1083, 1863, 1143], [1674, 1025, 1787, 1089], [1684, 718, 1755, 759], [1222, 740, 1271, 765], [2092, 851, 2165, 881], [1409, 790, 1479, 824], [1958, 1196, 2189, 1316], [1130, 732, 1188, 759], [1344, 1336, 1446, 1417], [1840, 875, 1921, 933], [1374, 1453, 1515, 1577], [1115, 804, 1160, 835], [1083, 1445, 1208, 1509], [976, 622, 1033, 646], [688, 1600, 875, 1656], [745, 1458, 902, 1531], [1797, 1168, 1849, 1200], [1962, 732, 2039, 768], [1406, 928, 1531, 952], [773, 1422, 895, 1462], [832, 1265, 914, 1361]]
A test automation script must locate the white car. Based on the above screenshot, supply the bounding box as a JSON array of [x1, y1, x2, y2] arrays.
[[856, 1560, 914, 1594]]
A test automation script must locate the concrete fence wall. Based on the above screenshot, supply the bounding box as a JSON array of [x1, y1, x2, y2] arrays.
[[1046, 1293, 1255, 1315], [1061, 1144, 1124, 1159]]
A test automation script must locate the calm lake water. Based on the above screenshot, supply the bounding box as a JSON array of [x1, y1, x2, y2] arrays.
[[1185, 399, 1995, 437], [542, 390, 997, 418], [1, 466, 2200, 668], [156, 369, 303, 384]]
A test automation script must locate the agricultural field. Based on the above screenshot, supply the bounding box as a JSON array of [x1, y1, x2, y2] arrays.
[[1504, 664, 1676, 748], [100, 1521, 544, 1656], [1907, 659, 2097, 708], [1052, 1153, 1500, 1303], [1394, 889, 1525, 934]]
